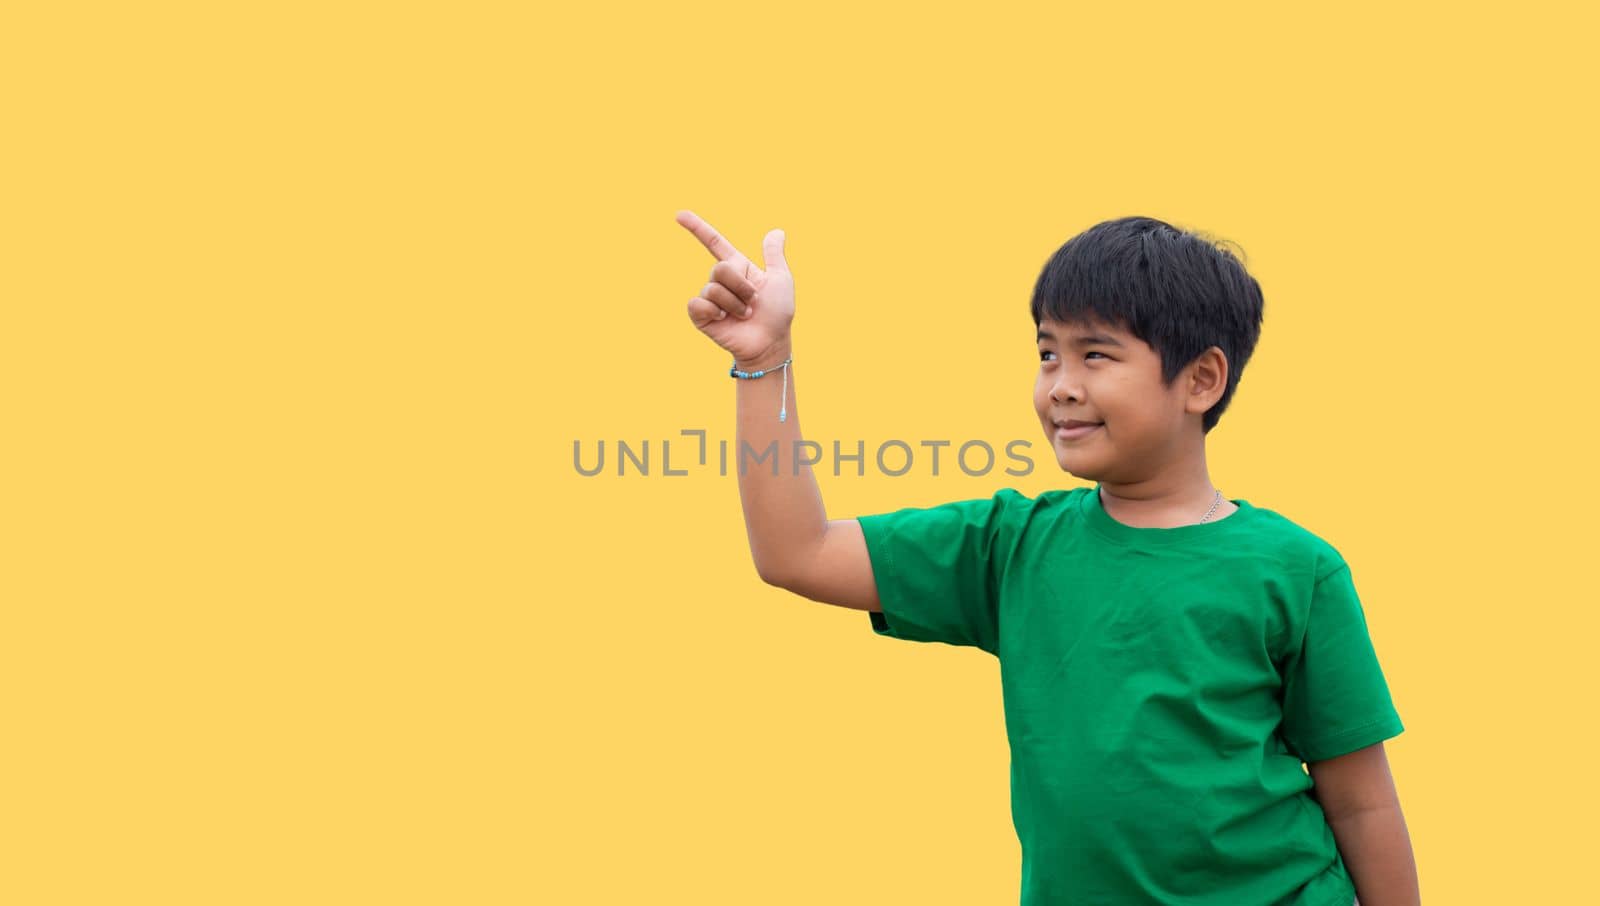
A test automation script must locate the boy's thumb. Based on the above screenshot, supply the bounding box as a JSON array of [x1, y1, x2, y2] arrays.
[[762, 229, 788, 272]]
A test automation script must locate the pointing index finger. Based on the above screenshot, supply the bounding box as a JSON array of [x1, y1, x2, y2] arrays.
[[675, 210, 747, 263]]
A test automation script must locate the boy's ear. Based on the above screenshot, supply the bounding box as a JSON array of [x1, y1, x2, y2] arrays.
[[1184, 346, 1229, 414]]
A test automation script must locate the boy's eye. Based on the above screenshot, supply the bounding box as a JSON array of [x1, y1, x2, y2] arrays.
[[1085, 351, 1107, 360], [1039, 350, 1056, 362]]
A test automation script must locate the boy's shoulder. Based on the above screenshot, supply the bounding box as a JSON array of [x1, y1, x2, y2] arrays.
[[1231, 498, 1350, 580]]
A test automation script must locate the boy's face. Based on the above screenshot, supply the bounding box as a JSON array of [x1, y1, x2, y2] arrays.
[[1033, 316, 1197, 481]]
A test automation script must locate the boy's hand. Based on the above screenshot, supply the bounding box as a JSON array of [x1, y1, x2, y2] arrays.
[[675, 210, 794, 369]]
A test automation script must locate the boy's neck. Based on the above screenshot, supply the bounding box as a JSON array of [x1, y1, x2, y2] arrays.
[[1096, 467, 1237, 529]]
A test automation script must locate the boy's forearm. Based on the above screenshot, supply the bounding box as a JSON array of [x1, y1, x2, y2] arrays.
[[1328, 805, 1420, 906], [734, 341, 826, 585]]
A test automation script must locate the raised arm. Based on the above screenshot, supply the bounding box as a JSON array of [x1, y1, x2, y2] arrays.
[[675, 210, 879, 612]]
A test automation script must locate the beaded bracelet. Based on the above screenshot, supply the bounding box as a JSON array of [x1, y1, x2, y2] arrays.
[[728, 355, 792, 422]]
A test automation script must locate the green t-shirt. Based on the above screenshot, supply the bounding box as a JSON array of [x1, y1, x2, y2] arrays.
[[858, 484, 1403, 906]]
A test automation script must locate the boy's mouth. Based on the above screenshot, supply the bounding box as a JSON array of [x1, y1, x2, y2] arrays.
[[1053, 419, 1103, 440]]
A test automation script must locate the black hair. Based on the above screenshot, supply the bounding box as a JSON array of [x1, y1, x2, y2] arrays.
[[1030, 215, 1265, 434]]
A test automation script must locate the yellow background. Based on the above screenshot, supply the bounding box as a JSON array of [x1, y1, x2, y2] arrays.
[[4, 2, 1593, 902]]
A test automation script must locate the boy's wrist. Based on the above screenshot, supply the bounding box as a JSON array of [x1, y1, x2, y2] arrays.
[[733, 341, 793, 374]]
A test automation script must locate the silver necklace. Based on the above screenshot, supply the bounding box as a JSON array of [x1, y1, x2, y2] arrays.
[[1101, 487, 1224, 524]]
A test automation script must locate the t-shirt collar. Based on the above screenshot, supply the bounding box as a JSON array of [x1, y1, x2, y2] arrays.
[[1082, 482, 1255, 547]]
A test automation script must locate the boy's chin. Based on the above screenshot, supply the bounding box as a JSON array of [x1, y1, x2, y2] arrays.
[[1056, 459, 1100, 480]]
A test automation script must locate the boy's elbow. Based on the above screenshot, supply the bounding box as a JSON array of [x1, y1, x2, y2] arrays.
[[755, 550, 815, 592], [754, 533, 829, 593], [755, 558, 796, 590]]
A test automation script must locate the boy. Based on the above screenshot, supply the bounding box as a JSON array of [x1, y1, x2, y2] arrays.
[[675, 211, 1418, 906]]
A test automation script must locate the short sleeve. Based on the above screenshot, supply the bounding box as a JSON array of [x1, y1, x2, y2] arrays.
[[855, 488, 1028, 656], [1279, 560, 1405, 762]]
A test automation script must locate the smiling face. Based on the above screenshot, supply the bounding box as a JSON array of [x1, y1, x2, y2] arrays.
[[1033, 316, 1197, 481]]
